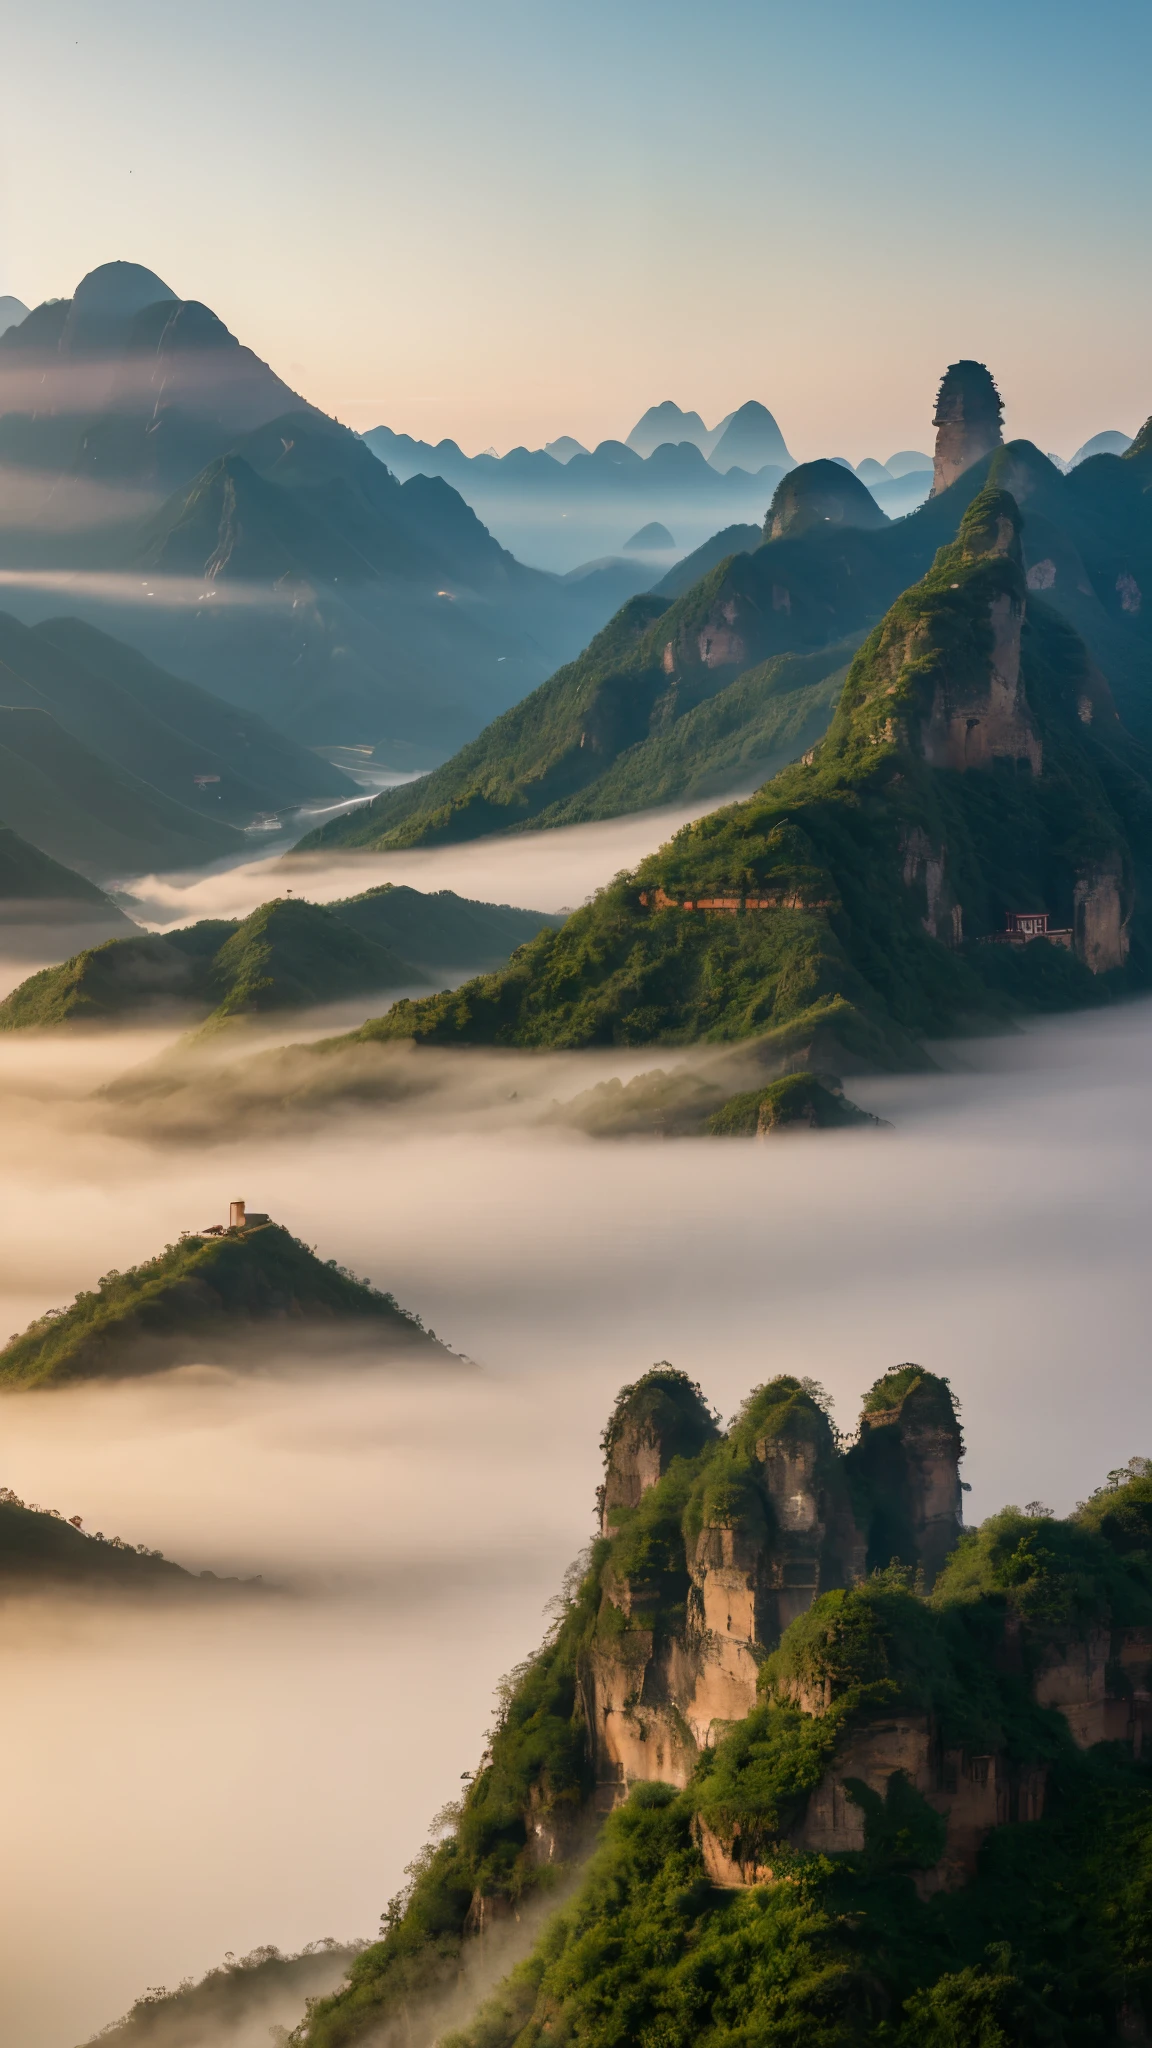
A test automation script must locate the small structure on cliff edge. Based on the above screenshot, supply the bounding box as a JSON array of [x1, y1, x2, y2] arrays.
[[930, 359, 1004, 496], [200, 1198, 272, 1238], [986, 909, 1074, 950]]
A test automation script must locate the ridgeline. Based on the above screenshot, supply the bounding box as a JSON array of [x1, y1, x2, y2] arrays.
[[0, 1214, 450, 1387], [299, 394, 1152, 854], [278, 486, 1152, 1075], [0, 884, 562, 1032]]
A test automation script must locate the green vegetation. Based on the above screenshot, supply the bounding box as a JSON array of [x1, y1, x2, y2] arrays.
[[0, 819, 131, 915], [0, 1485, 193, 1588], [300, 419, 1152, 859], [0, 884, 560, 1031], [0, 704, 242, 879], [0, 610, 355, 823], [80, 1941, 361, 2047], [707, 1071, 880, 1134], [0, 1222, 446, 1387], [289, 486, 1151, 1072], [297, 1396, 1152, 2048]]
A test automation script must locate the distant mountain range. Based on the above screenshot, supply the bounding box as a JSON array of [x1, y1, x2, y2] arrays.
[[362, 409, 937, 571], [304, 405, 1152, 859], [0, 263, 662, 762]]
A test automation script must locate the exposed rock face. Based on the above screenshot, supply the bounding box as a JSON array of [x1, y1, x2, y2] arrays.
[[589, 1370, 955, 1799], [917, 493, 1043, 777], [931, 360, 1004, 496], [1074, 863, 1130, 972], [599, 1365, 719, 1535], [848, 1366, 964, 1586], [792, 1712, 1047, 1895]]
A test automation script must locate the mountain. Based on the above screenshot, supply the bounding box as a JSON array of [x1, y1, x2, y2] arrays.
[[0, 611, 356, 821], [294, 1364, 1152, 2048], [361, 424, 790, 574], [766, 458, 889, 538], [0, 295, 28, 337], [81, 1943, 361, 2048], [624, 522, 675, 552], [305, 378, 1152, 855], [292, 486, 1152, 1076], [0, 884, 562, 1030], [0, 265, 659, 757], [1071, 430, 1133, 465], [625, 400, 711, 457], [885, 447, 933, 476], [0, 260, 310, 500], [707, 399, 793, 473], [0, 1487, 196, 1589], [0, 706, 248, 879], [0, 1216, 452, 1387], [0, 820, 136, 937]]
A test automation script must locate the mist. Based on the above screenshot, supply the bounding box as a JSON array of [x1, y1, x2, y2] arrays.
[[5, 803, 1152, 2044], [118, 796, 739, 930]]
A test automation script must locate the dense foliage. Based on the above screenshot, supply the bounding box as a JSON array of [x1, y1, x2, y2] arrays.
[[0, 1222, 438, 1387], [302, 421, 1152, 860], [0, 885, 559, 1031], [300, 1419, 1152, 2048], [299, 485, 1152, 1070]]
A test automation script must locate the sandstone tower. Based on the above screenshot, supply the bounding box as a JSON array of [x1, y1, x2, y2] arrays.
[[931, 360, 1004, 496]]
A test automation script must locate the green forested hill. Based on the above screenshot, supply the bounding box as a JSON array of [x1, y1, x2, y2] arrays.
[[0, 1220, 449, 1386], [0, 884, 560, 1030], [299, 427, 1152, 856], [0, 707, 244, 879], [0, 820, 136, 926], [295, 1367, 1152, 2048], [27, 615, 356, 810], [0, 1490, 193, 1588], [293, 487, 1152, 1072]]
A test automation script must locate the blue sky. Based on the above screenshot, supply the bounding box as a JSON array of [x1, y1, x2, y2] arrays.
[[3, 0, 1150, 458]]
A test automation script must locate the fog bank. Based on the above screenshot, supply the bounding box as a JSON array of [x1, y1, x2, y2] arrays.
[[2, 995, 1152, 2044]]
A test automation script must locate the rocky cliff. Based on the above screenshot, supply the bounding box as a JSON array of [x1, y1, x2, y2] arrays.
[[931, 359, 1005, 496], [295, 484, 1146, 1085], [296, 1378, 1152, 2048]]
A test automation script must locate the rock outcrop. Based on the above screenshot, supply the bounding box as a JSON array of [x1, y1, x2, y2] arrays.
[[589, 1368, 960, 1799], [931, 359, 1004, 496], [599, 1366, 719, 1533]]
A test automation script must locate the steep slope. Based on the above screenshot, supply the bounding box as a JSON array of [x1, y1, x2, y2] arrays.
[[29, 615, 356, 808], [311, 380, 1152, 845], [0, 1484, 211, 1589], [0, 821, 135, 932], [295, 1368, 1152, 2048], [0, 884, 560, 1029], [0, 708, 243, 878], [0, 1217, 451, 1386], [0, 264, 653, 756], [296, 486, 1152, 1071], [0, 260, 311, 496], [80, 1943, 361, 2047]]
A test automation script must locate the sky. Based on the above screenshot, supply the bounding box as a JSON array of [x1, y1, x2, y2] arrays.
[[2, 0, 1151, 462]]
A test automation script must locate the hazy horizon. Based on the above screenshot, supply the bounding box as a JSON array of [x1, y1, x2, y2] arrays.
[[5, 0, 1151, 462]]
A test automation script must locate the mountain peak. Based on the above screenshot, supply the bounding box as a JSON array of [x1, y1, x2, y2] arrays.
[[63, 260, 178, 351], [765, 457, 888, 539], [708, 400, 792, 473], [931, 359, 1004, 497]]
